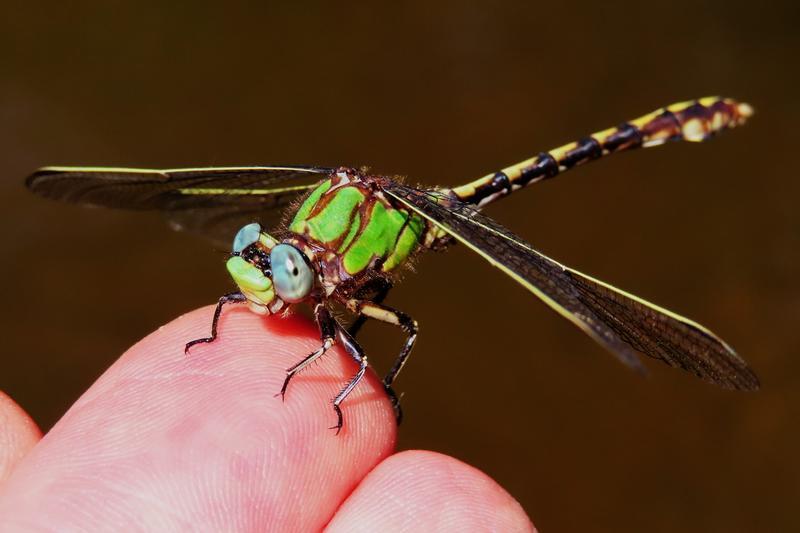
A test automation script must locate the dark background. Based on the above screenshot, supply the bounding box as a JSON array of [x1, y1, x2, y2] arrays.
[[2, 1, 798, 531]]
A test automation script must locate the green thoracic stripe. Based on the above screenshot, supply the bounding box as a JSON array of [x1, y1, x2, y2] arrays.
[[287, 180, 424, 275], [291, 185, 365, 243], [338, 212, 361, 252], [290, 180, 333, 225], [383, 215, 425, 271], [342, 201, 422, 275]]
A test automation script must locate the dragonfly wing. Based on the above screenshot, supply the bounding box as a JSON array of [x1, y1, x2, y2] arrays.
[[383, 183, 759, 391], [27, 166, 332, 245], [161, 192, 311, 248]]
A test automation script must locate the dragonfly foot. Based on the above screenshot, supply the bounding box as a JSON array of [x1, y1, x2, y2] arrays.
[[329, 404, 344, 435], [383, 384, 403, 425], [276, 336, 334, 402], [184, 293, 245, 356], [275, 372, 292, 402], [184, 337, 212, 355]]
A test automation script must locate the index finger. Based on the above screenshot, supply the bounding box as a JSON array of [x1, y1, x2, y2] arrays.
[[0, 305, 397, 531]]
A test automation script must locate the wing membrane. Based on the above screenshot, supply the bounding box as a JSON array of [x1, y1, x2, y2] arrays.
[[384, 183, 759, 391], [27, 165, 333, 245]]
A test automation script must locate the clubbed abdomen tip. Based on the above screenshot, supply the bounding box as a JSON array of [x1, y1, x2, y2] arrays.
[[737, 101, 755, 120]]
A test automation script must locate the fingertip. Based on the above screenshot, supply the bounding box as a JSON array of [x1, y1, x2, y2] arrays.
[[328, 450, 535, 532], [0, 392, 41, 484], [0, 305, 397, 531]]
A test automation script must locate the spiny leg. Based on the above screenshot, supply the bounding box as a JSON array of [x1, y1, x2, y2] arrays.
[[330, 323, 369, 434], [277, 302, 336, 400], [345, 298, 418, 420], [450, 97, 753, 208], [335, 319, 403, 428], [185, 292, 246, 354], [347, 277, 393, 338]]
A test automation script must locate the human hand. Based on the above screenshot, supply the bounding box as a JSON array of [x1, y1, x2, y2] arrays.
[[0, 306, 534, 531]]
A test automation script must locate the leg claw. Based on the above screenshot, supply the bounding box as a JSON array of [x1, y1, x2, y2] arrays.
[[383, 383, 404, 425], [184, 337, 211, 355], [330, 404, 344, 435]]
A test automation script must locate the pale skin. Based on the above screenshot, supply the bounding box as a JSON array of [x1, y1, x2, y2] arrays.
[[0, 305, 534, 531]]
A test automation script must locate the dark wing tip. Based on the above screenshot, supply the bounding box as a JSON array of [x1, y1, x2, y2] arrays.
[[739, 373, 761, 392], [25, 167, 75, 202], [694, 329, 761, 392], [26, 167, 58, 192], [722, 362, 761, 392], [672, 331, 760, 392]]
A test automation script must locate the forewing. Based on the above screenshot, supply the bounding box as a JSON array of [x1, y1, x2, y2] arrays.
[[27, 166, 332, 245], [383, 183, 759, 391]]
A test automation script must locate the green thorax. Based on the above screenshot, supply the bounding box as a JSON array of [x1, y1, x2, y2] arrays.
[[289, 175, 425, 277]]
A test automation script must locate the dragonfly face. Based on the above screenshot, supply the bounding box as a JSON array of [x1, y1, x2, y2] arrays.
[[226, 222, 314, 315]]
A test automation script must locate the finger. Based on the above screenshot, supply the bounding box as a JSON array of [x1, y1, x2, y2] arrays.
[[0, 306, 396, 531], [0, 392, 41, 484], [326, 450, 535, 532]]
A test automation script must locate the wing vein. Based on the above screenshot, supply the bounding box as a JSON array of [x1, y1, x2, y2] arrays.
[[383, 182, 758, 391]]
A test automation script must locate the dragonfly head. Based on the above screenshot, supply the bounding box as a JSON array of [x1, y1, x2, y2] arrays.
[[226, 223, 315, 314]]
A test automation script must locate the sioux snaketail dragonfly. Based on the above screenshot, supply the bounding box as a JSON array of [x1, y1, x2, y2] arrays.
[[27, 96, 759, 432]]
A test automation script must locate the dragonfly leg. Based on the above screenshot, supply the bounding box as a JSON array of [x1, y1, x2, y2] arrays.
[[330, 323, 370, 434], [277, 303, 336, 401], [347, 277, 393, 338], [185, 292, 246, 354], [345, 299, 417, 422], [338, 322, 403, 426]]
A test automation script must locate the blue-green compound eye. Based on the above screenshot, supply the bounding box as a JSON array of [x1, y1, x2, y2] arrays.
[[270, 244, 313, 303], [232, 222, 262, 253]]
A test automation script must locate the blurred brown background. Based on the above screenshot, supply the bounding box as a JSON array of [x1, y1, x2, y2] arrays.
[[2, 1, 798, 531]]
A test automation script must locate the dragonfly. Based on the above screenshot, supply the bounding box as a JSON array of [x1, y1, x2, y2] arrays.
[[27, 96, 760, 432]]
